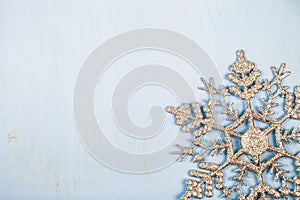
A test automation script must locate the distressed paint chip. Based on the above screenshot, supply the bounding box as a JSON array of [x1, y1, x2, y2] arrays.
[[8, 131, 18, 143], [56, 180, 60, 192]]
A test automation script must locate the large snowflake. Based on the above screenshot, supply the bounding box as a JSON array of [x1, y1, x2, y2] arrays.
[[167, 50, 300, 200]]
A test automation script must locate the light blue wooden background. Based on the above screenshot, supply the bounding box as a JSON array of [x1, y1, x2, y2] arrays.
[[1, 0, 300, 199]]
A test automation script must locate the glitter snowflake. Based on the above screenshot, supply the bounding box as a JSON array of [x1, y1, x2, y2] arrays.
[[167, 50, 300, 200]]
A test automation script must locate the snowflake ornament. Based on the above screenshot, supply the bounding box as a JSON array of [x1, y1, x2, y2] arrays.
[[167, 50, 300, 200]]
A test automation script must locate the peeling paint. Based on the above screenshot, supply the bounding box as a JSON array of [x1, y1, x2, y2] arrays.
[[8, 131, 18, 143], [56, 180, 59, 192], [74, 180, 77, 192]]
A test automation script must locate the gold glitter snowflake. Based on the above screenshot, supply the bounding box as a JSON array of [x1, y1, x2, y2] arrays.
[[167, 50, 300, 200]]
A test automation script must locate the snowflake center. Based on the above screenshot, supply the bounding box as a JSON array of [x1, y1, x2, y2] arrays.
[[241, 128, 269, 156]]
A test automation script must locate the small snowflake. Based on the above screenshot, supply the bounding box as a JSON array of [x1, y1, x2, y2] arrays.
[[167, 50, 300, 199]]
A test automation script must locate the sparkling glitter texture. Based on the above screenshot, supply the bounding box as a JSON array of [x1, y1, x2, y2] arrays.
[[167, 50, 300, 199]]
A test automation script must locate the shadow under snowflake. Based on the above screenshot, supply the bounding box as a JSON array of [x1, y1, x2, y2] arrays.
[[167, 50, 300, 200]]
